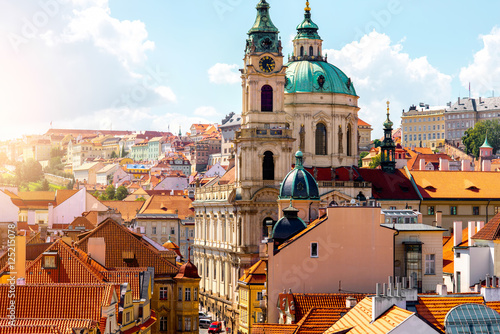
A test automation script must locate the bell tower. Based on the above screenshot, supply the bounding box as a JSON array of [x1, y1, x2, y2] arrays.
[[235, 0, 294, 199]]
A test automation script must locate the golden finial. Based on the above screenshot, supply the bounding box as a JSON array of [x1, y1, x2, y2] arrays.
[[305, 1, 311, 12], [386, 101, 390, 114]]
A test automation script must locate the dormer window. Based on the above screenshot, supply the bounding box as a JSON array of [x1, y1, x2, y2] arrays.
[[42, 251, 58, 269]]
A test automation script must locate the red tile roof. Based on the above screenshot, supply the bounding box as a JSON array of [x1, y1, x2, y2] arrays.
[[75, 218, 178, 275], [252, 324, 298, 334], [356, 169, 420, 201], [443, 227, 469, 274], [473, 212, 500, 240], [138, 194, 194, 219], [292, 294, 368, 321], [103, 269, 146, 300], [0, 284, 117, 322], [415, 295, 485, 332], [295, 307, 349, 334], [25, 239, 106, 284], [239, 260, 266, 285], [325, 297, 414, 334], [0, 319, 95, 334]]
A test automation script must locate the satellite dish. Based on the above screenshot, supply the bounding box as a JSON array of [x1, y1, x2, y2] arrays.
[[350, 199, 356, 205]]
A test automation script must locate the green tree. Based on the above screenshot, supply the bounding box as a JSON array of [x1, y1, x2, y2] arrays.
[[111, 151, 118, 159], [121, 146, 127, 158], [37, 179, 50, 191], [98, 193, 109, 201], [462, 120, 500, 158], [105, 185, 115, 200], [115, 186, 128, 200], [369, 154, 381, 169], [15, 159, 44, 184], [66, 180, 75, 190], [135, 197, 146, 202], [358, 152, 369, 167], [373, 139, 382, 148]]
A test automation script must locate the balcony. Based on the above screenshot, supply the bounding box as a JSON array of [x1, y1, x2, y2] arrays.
[[236, 128, 293, 140]]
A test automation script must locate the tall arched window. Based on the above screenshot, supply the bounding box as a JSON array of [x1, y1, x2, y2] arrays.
[[309, 46, 314, 56], [347, 124, 352, 156], [300, 46, 304, 57], [263, 151, 274, 180], [315, 123, 327, 155], [261, 85, 273, 112]]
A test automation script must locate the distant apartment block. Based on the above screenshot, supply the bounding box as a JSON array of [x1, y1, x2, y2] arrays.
[[401, 103, 446, 149]]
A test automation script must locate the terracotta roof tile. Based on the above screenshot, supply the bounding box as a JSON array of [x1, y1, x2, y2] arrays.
[[292, 294, 368, 321], [415, 295, 485, 332], [0, 319, 95, 334], [25, 239, 107, 284], [239, 260, 266, 285], [410, 171, 500, 199], [473, 212, 500, 240], [137, 194, 194, 219], [102, 269, 146, 300], [54, 190, 78, 206], [67, 216, 95, 230], [295, 308, 349, 334], [357, 169, 420, 201], [75, 218, 178, 275], [252, 324, 298, 334], [0, 284, 117, 322], [325, 297, 414, 334]]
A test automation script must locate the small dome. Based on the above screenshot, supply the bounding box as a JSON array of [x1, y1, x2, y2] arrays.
[[280, 151, 320, 200], [285, 61, 357, 96], [175, 260, 200, 280], [271, 205, 307, 241], [163, 238, 182, 257]]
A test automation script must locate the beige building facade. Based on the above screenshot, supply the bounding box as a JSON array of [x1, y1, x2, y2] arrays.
[[401, 104, 445, 149]]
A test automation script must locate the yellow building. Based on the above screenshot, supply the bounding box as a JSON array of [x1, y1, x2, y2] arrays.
[[238, 260, 266, 334], [401, 105, 445, 149], [173, 257, 201, 334], [358, 119, 372, 152]]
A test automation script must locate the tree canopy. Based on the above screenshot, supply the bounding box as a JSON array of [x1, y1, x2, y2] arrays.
[[462, 120, 500, 158], [358, 152, 369, 167], [369, 154, 381, 169], [115, 186, 128, 200]]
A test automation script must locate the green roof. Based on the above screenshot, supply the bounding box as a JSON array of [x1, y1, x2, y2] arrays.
[[285, 61, 357, 96], [481, 134, 493, 149], [248, 0, 279, 34], [295, 12, 321, 40]]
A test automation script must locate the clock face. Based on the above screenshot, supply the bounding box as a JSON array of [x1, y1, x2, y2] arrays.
[[259, 56, 276, 73]]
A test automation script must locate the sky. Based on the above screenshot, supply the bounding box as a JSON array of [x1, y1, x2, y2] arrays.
[[1, 0, 500, 141]]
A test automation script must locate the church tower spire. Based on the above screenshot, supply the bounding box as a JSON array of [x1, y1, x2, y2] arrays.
[[381, 101, 396, 173], [246, 0, 281, 55], [291, 0, 324, 62]]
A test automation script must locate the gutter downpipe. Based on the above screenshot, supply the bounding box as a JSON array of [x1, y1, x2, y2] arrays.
[[486, 199, 491, 225]]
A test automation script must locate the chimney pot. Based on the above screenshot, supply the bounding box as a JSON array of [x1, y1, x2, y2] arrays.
[[454, 221, 463, 247], [486, 275, 490, 288]]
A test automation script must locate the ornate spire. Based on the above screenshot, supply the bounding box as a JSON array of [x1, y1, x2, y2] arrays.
[[295, 151, 304, 169], [246, 0, 280, 54], [305, 1, 311, 12], [383, 101, 393, 129], [295, 0, 320, 40], [248, 0, 279, 34]]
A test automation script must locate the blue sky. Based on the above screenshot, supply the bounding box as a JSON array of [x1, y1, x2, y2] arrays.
[[1, 0, 500, 141]]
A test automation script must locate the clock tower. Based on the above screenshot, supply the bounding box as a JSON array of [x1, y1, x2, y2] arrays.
[[236, 0, 294, 198]]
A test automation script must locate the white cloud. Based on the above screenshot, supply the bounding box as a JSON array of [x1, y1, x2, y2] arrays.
[[0, 0, 175, 141], [324, 31, 452, 138], [208, 63, 240, 84], [194, 106, 219, 118], [155, 86, 177, 103], [460, 27, 500, 97]]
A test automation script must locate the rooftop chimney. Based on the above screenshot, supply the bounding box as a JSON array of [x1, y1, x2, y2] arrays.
[[88, 237, 106, 267], [436, 284, 448, 295], [461, 160, 471, 171], [419, 159, 426, 171], [477, 221, 485, 233], [468, 221, 475, 246], [436, 211, 442, 227], [439, 158, 449, 171], [454, 221, 463, 247], [346, 297, 357, 308], [483, 160, 491, 172]]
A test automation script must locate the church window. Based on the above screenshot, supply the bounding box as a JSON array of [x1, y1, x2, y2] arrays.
[[261, 85, 273, 112], [263, 151, 274, 180], [309, 46, 314, 56], [300, 46, 304, 57], [315, 123, 327, 155], [347, 124, 352, 156]]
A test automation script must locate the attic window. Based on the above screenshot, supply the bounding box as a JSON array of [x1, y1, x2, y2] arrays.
[[467, 186, 480, 192], [42, 251, 58, 269], [424, 186, 436, 191], [399, 185, 409, 192]]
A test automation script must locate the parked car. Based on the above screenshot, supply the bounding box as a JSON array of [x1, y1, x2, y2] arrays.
[[200, 319, 211, 329], [199, 311, 211, 319], [208, 321, 223, 334]]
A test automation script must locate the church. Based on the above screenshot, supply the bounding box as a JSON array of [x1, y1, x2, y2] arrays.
[[192, 1, 369, 330]]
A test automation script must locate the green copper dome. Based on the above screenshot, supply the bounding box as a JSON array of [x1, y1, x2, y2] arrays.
[[285, 61, 357, 96], [248, 0, 279, 34], [280, 151, 320, 200], [481, 134, 493, 149], [295, 11, 320, 40]]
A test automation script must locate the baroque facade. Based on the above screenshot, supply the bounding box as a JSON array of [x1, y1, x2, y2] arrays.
[[193, 1, 361, 331]]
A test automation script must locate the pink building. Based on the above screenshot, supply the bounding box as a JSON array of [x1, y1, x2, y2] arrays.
[[265, 206, 394, 324]]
